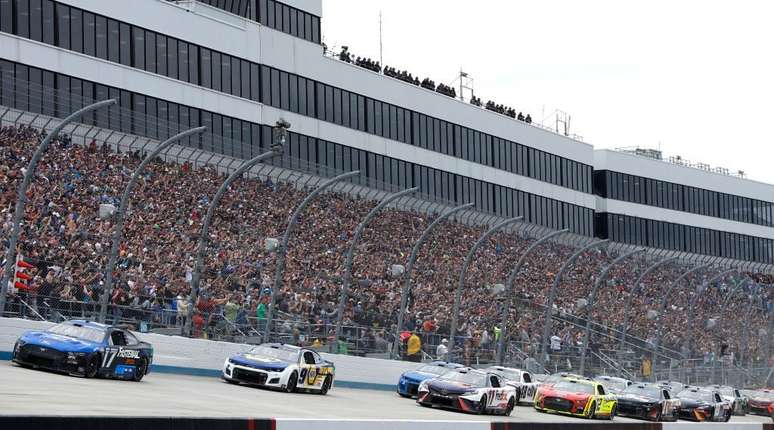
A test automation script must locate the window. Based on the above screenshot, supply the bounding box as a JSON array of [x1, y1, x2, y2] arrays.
[[95, 15, 107, 59], [29, 0, 42, 42], [211, 51, 221, 91], [107, 18, 119, 63], [55, 3, 70, 49], [144, 30, 155, 73], [0, 0, 12, 33], [221, 53, 231, 96], [16, 0, 30, 38]]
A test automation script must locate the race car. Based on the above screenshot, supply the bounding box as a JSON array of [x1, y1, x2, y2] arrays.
[[416, 367, 517, 415], [745, 389, 774, 416], [222, 343, 334, 394], [706, 385, 749, 415], [593, 375, 632, 395], [657, 380, 687, 395], [11, 319, 153, 381], [674, 387, 732, 422], [485, 366, 540, 404], [397, 361, 463, 398], [616, 383, 680, 421], [534, 378, 618, 419]]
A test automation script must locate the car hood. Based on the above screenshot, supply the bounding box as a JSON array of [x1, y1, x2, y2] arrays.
[[18, 331, 101, 353], [401, 370, 440, 383], [540, 387, 592, 401], [426, 379, 477, 395], [229, 353, 290, 371]]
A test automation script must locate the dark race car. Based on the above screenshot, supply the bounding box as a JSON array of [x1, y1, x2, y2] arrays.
[[397, 361, 463, 398], [675, 387, 731, 422], [616, 383, 680, 421], [11, 320, 153, 381], [417, 368, 517, 415]]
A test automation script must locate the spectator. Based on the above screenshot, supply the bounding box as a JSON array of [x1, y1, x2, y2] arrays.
[[436, 338, 449, 360], [407, 332, 422, 362]]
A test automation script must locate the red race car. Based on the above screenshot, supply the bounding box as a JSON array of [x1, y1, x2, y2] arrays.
[[746, 389, 774, 416]]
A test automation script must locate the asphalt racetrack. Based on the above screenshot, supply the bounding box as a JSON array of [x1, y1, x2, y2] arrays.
[[0, 362, 771, 424]]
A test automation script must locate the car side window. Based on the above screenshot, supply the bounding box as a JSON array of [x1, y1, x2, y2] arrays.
[[597, 385, 605, 395], [490, 375, 501, 388], [523, 372, 532, 383], [663, 390, 670, 400], [303, 351, 315, 365], [123, 331, 139, 346], [312, 351, 323, 365], [110, 330, 127, 346], [714, 393, 722, 402]]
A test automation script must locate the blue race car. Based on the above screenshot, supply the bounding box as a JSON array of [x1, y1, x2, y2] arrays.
[[11, 320, 153, 381], [397, 361, 464, 398]]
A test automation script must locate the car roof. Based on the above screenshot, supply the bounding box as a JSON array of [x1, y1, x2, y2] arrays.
[[560, 378, 598, 387], [259, 343, 302, 353], [66, 319, 111, 330], [427, 361, 464, 368], [450, 367, 487, 376], [595, 375, 628, 382]]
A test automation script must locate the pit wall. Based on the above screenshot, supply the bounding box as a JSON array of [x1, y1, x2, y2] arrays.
[[0, 317, 418, 390]]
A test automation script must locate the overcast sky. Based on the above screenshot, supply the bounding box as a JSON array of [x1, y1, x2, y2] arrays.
[[322, 0, 774, 185]]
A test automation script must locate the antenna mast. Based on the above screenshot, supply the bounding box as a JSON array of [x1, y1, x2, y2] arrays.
[[379, 11, 383, 66]]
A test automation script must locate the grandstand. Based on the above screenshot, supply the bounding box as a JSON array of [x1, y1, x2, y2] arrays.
[[0, 0, 772, 387]]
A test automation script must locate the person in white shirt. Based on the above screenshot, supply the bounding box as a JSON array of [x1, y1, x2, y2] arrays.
[[550, 334, 562, 352], [436, 338, 449, 360]]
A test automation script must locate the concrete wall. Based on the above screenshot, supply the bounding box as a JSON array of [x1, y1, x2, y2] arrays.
[[0, 317, 418, 389]]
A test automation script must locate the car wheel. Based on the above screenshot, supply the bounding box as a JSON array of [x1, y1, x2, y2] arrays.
[[587, 401, 597, 419], [724, 410, 732, 422], [320, 376, 332, 395], [654, 409, 662, 422], [84, 355, 100, 378], [286, 371, 298, 393], [607, 403, 617, 420], [504, 398, 515, 416], [133, 359, 146, 382], [478, 394, 488, 415]]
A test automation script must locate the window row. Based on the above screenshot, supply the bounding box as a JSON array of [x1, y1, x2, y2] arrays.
[[0, 0, 594, 195], [597, 213, 774, 264], [0, 59, 595, 237], [594, 170, 774, 228], [181, 0, 320, 44]]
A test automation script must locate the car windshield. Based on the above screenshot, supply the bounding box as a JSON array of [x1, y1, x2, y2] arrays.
[[247, 346, 298, 362], [440, 371, 486, 387], [678, 390, 713, 402], [623, 385, 662, 398], [416, 365, 452, 376], [751, 391, 774, 400], [552, 381, 595, 394], [717, 387, 735, 397], [597, 378, 627, 392], [489, 368, 522, 381], [47, 323, 105, 343]]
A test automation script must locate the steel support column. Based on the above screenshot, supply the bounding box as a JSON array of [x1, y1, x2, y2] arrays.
[[185, 149, 282, 336], [538, 239, 608, 366], [264, 170, 361, 343], [618, 256, 679, 351], [578, 248, 645, 375], [99, 126, 207, 323], [334, 187, 419, 353], [448, 217, 524, 360], [393, 202, 474, 357], [497, 229, 569, 365], [0, 99, 116, 314]]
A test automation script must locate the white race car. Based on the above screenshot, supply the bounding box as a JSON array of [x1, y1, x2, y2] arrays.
[[222, 343, 334, 394], [485, 366, 540, 404], [417, 368, 518, 415]]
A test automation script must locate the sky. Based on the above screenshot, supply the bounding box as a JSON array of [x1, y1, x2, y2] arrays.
[[321, 0, 774, 184]]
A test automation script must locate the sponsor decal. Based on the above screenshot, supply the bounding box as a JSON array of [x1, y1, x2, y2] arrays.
[[117, 349, 140, 359]]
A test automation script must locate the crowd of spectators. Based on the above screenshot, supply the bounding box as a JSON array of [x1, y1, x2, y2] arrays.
[[0, 125, 772, 369]]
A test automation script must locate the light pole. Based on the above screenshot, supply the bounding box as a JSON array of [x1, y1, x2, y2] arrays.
[[394, 202, 474, 357], [497, 228, 569, 365], [264, 170, 361, 343], [618, 256, 679, 351], [99, 126, 207, 323], [578, 248, 645, 375], [538, 239, 608, 366], [0, 99, 116, 315], [184, 120, 289, 336], [650, 263, 712, 381], [333, 187, 419, 353], [448, 217, 523, 360]]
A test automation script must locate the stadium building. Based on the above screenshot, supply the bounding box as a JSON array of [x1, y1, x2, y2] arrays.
[[0, 0, 772, 270]]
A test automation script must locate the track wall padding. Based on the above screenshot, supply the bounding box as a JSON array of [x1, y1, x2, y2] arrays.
[[0, 317, 418, 389], [0, 416, 275, 430]]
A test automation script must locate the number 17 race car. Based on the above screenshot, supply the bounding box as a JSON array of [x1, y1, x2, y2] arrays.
[[417, 368, 517, 415], [11, 320, 153, 381]]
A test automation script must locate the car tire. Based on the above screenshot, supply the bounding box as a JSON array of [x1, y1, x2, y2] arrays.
[[504, 398, 515, 416], [320, 376, 332, 395], [478, 394, 488, 415], [286, 371, 298, 393], [133, 359, 146, 382], [724, 410, 732, 423], [587, 401, 597, 419], [607, 403, 616, 420], [84, 355, 100, 378], [654, 409, 662, 422]]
